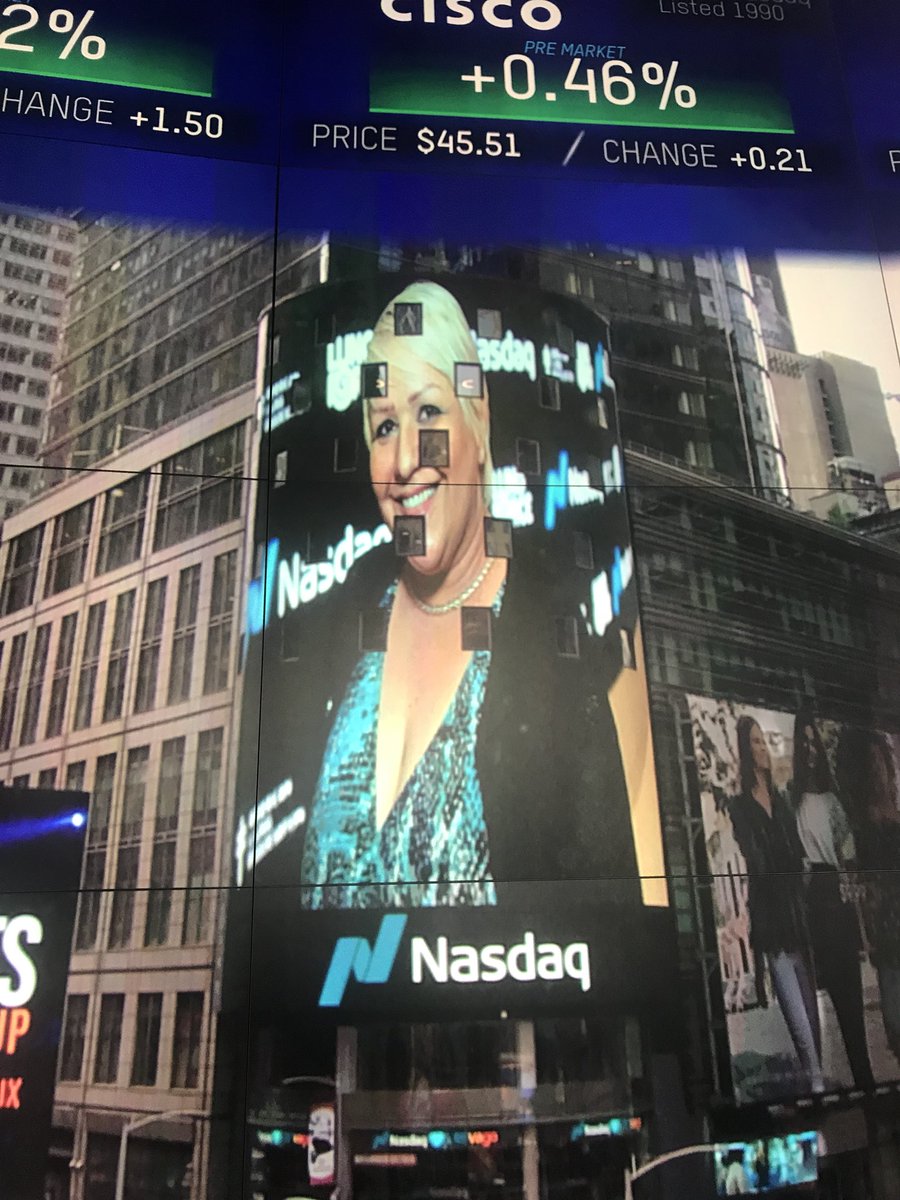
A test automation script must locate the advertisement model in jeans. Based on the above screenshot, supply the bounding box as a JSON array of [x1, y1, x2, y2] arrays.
[[728, 716, 824, 1094], [792, 711, 874, 1090], [838, 726, 900, 1068]]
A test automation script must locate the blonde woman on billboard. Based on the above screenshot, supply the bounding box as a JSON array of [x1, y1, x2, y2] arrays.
[[298, 281, 631, 909], [729, 716, 824, 1094]]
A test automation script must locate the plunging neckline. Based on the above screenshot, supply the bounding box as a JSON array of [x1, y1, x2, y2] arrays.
[[374, 578, 503, 831], [299, 578, 504, 909]]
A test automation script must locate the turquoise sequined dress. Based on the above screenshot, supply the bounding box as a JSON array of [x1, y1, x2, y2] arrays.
[[300, 582, 501, 909]]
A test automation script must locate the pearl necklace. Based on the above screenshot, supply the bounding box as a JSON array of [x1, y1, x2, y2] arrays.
[[408, 559, 493, 616]]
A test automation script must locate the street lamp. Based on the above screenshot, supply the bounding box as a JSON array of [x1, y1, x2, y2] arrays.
[[624, 1143, 717, 1200], [113, 1109, 206, 1200]]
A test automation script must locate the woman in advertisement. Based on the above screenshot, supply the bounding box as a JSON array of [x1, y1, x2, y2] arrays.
[[837, 727, 900, 1065], [729, 716, 824, 1093], [792, 711, 873, 1089], [297, 280, 634, 909]]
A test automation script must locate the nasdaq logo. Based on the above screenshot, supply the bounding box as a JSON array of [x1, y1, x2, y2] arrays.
[[318, 915, 408, 1007]]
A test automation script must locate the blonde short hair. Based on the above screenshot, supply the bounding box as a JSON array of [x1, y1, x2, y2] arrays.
[[363, 281, 493, 509]]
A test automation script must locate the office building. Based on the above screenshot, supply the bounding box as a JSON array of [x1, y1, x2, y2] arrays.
[[0, 214, 327, 1200], [0, 206, 76, 516], [629, 445, 900, 1198], [823, 352, 899, 484], [471, 243, 789, 498], [768, 349, 899, 517], [748, 255, 796, 353]]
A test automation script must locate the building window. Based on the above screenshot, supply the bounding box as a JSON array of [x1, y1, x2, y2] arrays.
[[102, 590, 135, 722], [144, 839, 176, 948], [0, 633, 24, 750], [65, 760, 86, 791], [107, 846, 139, 950], [93, 994, 124, 1084], [130, 994, 162, 1087], [120, 745, 149, 842], [96, 474, 148, 576], [167, 565, 200, 705], [193, 728, 222, 827], [203, 550, 236, 694], [155, 736, 184, 834], [144, 735, 184, 945], [153, 424, 245, 552], [45, 612, 78, 738], [107, 745, 148, 952], [37, 767, 57, 788], [73, 601, 104, 730], [58, 994, 89, 1082], [182, 831, 215, 945], [19, 622, 50, 745], [171, 993, 203, 1089], [133, 578, 167, 713], [45, 500, 93, 597], [1, 525, 43, 614], [74, 754, 115, 951], [182, 729, 221, 945]]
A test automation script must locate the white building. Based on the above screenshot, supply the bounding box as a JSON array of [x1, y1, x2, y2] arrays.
[[768, 349, 900, 516]]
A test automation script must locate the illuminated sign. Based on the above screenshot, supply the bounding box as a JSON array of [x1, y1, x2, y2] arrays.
[[230, 273, 667, 1029], [570, 1117, 643, 1140], [318, 915, 591, 1007], [324, 326, 547, 414], [379, 0, 564, 30], [0, 789, 87, 1200], [372, 1129, 501, 1150], [0, 5, 214, 94], [244, 525, 392, 640], [354, 1153, 418, 1168], [319, 915, 407, 1007], [714, 1133, 818, 1195], [309, 1103, 335, 1186], [410, 930, 591, 991], [234, 778, 306, 886]]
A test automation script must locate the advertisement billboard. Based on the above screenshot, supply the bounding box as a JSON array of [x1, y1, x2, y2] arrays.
[[0, 787, 87, 1200], [714, 1132, 818, 1196], [687, 694, 900, 1103], [232, 272, 668, 1014]]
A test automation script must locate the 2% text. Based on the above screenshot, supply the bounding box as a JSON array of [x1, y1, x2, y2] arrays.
[[0, 5, 105, 59]]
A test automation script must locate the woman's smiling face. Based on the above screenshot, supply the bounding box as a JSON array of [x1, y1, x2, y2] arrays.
[[367, 336, 487, 579]]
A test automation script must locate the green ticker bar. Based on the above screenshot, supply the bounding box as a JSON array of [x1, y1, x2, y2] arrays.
[[371, 65, 793, 135], [0, 38, 213, 97]]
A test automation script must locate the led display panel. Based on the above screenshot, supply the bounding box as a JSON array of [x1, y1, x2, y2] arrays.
[[714, 1132, 818, 1195], [231, 270, 671, 1020], [0, 787, 87, 1200]]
